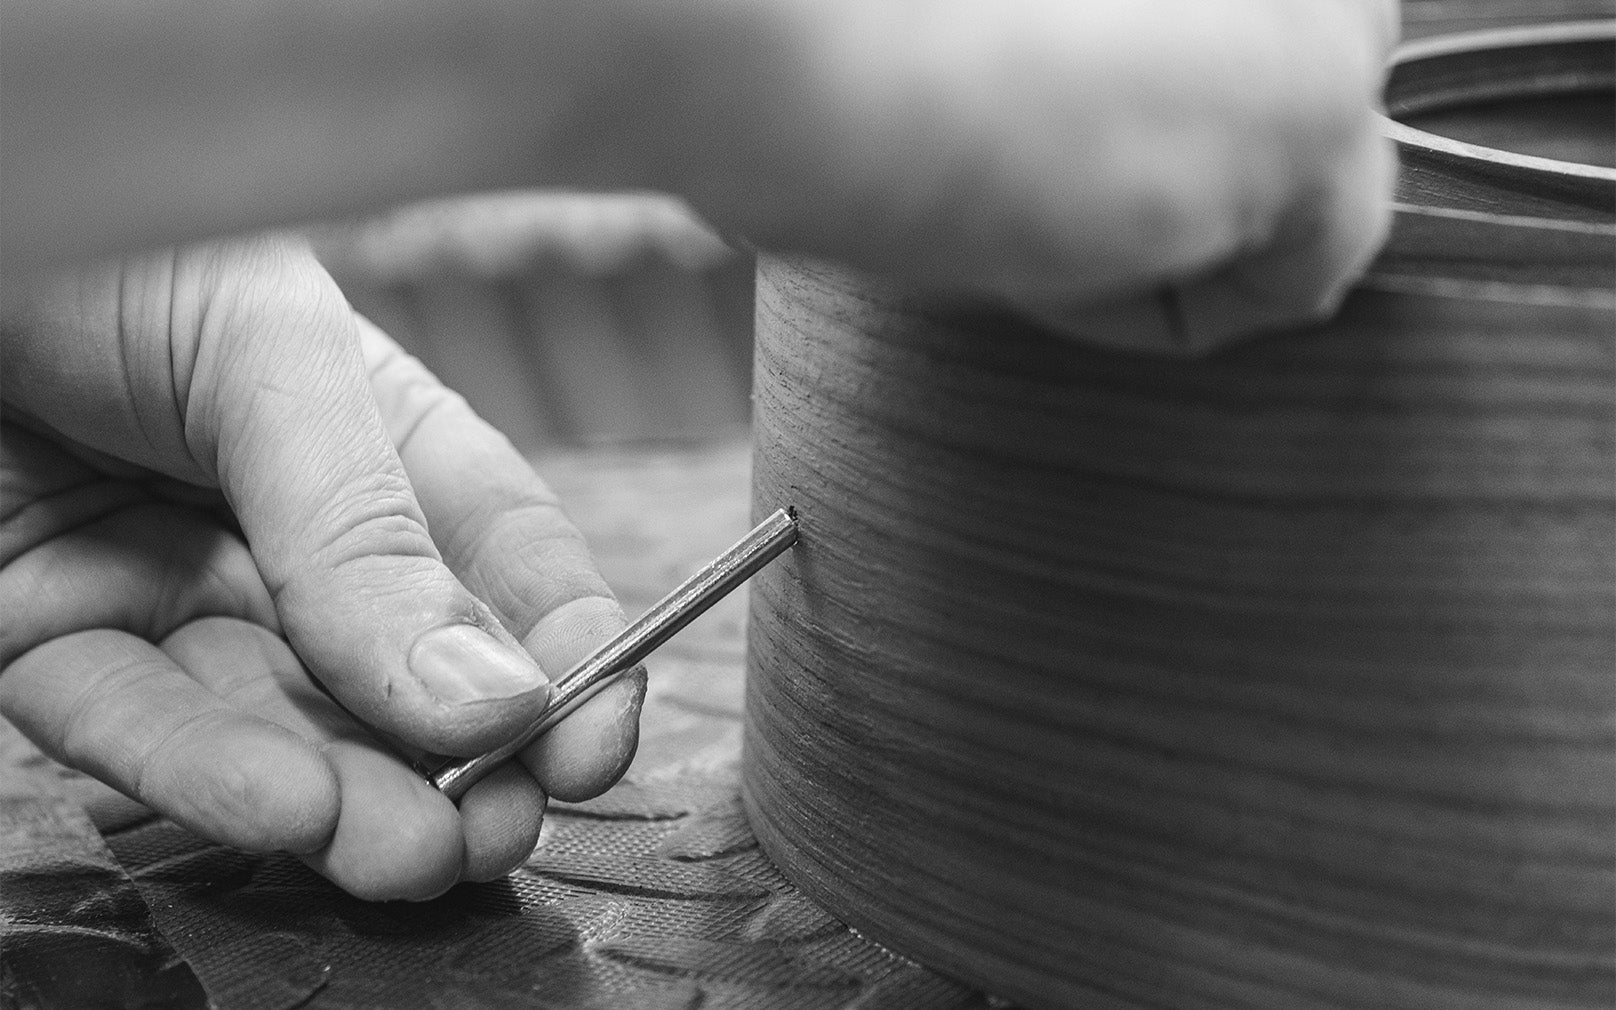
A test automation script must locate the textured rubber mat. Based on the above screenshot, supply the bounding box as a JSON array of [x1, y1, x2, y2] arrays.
[[94, 759, 1004, 1009], [0, 796, 208, 1009]]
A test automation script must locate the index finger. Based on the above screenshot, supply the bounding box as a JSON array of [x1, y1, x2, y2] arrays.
[[356, 316, 643, 802]]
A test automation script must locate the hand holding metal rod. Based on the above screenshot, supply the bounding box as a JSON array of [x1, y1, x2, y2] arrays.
[[427, 507, 799, 800]]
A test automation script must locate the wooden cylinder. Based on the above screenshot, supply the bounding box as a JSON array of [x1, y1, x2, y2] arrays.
[[743, 24, 1614, 1010]]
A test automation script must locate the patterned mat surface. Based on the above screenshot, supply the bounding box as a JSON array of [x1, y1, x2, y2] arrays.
[[91, 760, 996, 1009]]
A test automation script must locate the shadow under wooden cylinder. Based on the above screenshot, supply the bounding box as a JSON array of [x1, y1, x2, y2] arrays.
[[743, 22, 1614, 1010]]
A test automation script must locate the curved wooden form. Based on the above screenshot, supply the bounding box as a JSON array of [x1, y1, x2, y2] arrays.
[[743, 23, 1615, 1010], [1382, 21, 1615, 219], [1374, 21, 1615, 297]]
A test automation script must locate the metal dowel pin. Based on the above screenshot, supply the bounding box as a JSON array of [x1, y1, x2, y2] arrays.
[[428, 507, 798, 800]]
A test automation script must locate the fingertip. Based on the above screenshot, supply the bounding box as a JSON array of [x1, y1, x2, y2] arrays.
[[1154, 119, 1396, 351], [522, 666, 645, 803], [1352, 127, 1398, 269], [514, 595, 643, 801], [305, 738, 464, 902], [1023, 291, 1190, 357], [458, 762, 547, 882]]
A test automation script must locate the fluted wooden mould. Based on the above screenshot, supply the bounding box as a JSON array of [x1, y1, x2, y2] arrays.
[[742, 22, 1615, 1010]]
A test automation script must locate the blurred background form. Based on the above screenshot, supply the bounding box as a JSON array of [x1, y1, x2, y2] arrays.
[[313, 191, 757, 452]]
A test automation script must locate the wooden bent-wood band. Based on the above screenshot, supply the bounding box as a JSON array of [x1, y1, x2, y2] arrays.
[[743, 22, 1614, 1010]]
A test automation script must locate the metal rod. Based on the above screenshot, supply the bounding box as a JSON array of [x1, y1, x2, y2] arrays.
[[429, 506, 799, 800]]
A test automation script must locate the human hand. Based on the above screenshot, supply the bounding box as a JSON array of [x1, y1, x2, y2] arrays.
[[8, 0, 1398, 352], [675, 0, 1400, 351], [0, 234, 644, 900]]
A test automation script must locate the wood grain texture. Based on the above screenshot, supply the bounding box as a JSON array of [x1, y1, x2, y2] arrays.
[[742, 22, 1616, 1010], [1403, 0, 1616, 39]]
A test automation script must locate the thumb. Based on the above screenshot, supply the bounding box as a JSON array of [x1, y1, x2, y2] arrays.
[[180, 235, 550, 755]]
